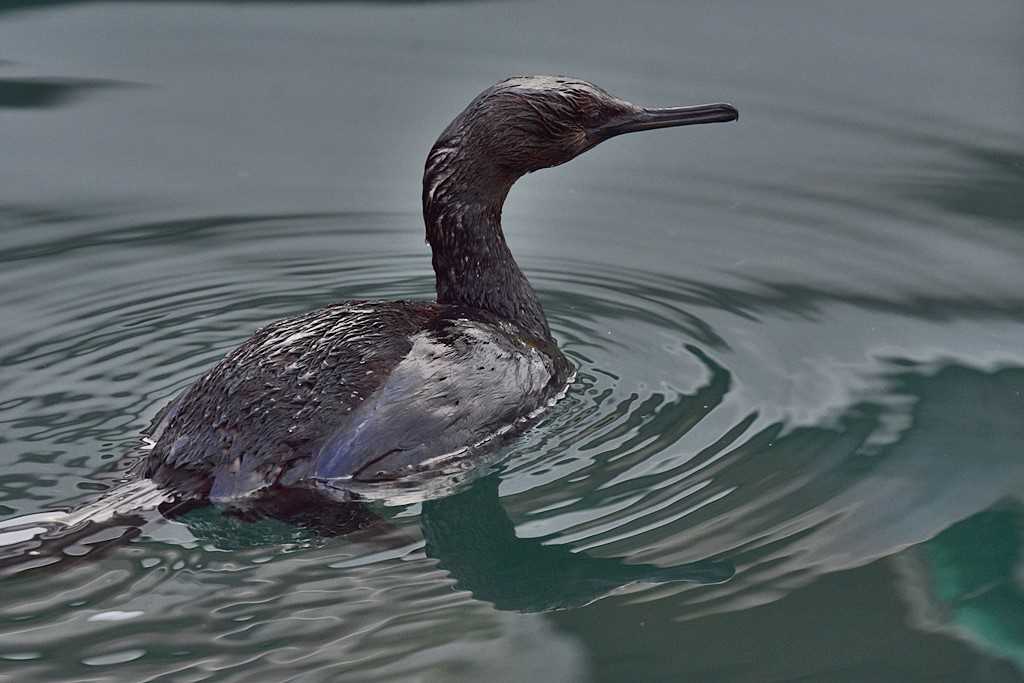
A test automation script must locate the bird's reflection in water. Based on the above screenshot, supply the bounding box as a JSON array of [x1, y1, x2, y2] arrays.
[[0, 472, 732, 614], [420, 474, 734, 612], [174, 474, 734, 613]]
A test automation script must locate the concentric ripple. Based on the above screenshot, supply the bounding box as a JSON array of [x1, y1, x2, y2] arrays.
[[1, 206, 1023, 681], [2, 0, 1022, 676]]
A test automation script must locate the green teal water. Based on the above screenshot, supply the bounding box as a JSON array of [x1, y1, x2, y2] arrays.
[[1, 0, 1023, 680]]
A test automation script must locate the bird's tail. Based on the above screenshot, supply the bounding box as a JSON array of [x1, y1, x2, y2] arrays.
[[0, 477, 174, 575], [0, 477, 168, 541]]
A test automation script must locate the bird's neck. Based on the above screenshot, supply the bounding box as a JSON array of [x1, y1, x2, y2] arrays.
[[422, 151, 551, 341]]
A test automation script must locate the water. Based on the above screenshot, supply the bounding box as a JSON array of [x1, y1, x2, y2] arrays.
[[1, 0, 1023, 679]]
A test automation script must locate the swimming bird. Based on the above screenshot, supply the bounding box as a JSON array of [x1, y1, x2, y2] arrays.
[[142, 75, 737, 503]]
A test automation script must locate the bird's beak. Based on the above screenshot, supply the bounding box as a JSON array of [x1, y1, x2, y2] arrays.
[[592, 103, 738, 141]]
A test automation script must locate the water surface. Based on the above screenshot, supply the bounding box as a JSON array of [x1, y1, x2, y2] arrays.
[[1, 0, 1023, 680]]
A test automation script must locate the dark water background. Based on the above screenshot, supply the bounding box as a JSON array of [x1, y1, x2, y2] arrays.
[[1, 0, 1023, 680]]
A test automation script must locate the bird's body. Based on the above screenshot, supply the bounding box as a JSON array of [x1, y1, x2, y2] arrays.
[[138, 75, 736, 504], [145, 301, 570, 501]]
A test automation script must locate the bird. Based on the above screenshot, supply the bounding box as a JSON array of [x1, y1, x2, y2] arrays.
[[140, 75, 738, 505]]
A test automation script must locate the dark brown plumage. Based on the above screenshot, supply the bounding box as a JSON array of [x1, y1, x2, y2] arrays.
[[140, 75, 737, 503]]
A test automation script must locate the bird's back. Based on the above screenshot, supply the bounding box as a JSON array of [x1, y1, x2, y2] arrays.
[[144, 300, 569, 501]]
